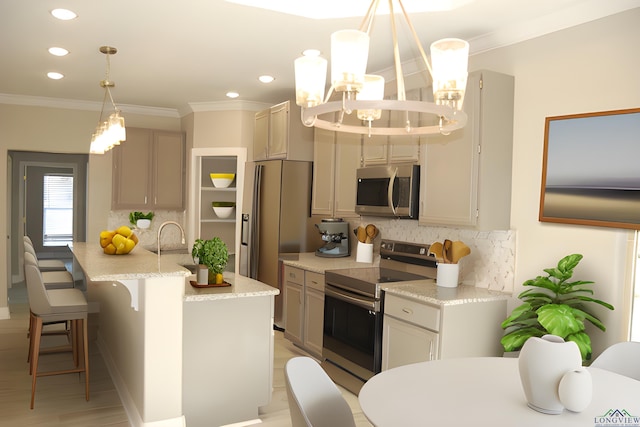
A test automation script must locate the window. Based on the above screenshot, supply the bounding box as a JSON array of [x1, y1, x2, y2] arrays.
[[42, 174, 73, 246]]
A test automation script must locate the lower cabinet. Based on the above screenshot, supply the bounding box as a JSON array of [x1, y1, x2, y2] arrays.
[[382, 292, 506, 371], [283, 266, 325, 358]]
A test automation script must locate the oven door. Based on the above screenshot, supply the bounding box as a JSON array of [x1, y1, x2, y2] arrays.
[[323, 285, 383, 380]]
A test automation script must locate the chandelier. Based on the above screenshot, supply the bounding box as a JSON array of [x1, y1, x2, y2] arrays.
[[294, 0, 469, 137], [89, 46, 126, 154]]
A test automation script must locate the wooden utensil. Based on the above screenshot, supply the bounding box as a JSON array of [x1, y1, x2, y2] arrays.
[[429, 241, 444, 263], [450, 241, 471, 264], [356, 226, 367, 243], [365, 224, 378, 244], [442, 239, 452, 263]]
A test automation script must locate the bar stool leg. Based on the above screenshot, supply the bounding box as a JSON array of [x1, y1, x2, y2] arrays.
[[30, 317, 43, 409], [83, 318, 90, 401]]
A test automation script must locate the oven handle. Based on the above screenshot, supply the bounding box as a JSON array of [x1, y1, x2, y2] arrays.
[[325, 286, 379, 311]]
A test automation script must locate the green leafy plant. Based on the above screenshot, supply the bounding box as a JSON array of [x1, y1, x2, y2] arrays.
[[129, 211, 154, 225], [191, 237, 229, 275], [501, 254, 614, 362]]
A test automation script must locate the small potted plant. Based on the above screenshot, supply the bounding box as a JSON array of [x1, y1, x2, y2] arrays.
[[500, 254, 614, 363], [191, 237, 229, 284], [129, 211, 154, 229]]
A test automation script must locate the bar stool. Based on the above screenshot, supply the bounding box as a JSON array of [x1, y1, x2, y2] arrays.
[[24, 249, 74, 289], [24, 259, 90, 409], [23, 236, 68, 272]]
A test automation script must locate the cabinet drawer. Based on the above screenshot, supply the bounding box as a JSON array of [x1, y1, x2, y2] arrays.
[[284, 266, 304, 285], [384, 294, 440, 332], [305, 271, 324, 292]]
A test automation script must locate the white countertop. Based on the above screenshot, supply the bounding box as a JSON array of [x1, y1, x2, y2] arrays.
[[184, 272, 279, 302], [71, 242, 192, 281], [382, 281, 507, 306], [281, 252, 379, 273]]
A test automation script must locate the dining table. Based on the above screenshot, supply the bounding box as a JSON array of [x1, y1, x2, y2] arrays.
[[358, 357, 640, 426]]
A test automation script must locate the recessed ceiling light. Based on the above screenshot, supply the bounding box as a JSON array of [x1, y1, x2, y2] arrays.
[[48, 47, 69, 56], [258, 75, 275, 84], [47, 72, 64, 80], [51, 8, 77, 20], [226, 91, 240, 98]]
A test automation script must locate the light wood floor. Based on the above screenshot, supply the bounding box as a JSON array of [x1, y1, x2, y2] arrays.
[[2, 284, 372, 426]]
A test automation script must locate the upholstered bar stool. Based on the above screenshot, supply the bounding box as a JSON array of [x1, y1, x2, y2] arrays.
[[24, 260, 89, 409], [23, 236, 68, 272], [24, 249, 74, 289]]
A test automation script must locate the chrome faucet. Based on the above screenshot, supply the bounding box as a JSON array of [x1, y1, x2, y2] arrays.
[[157, 221, 186, 259]]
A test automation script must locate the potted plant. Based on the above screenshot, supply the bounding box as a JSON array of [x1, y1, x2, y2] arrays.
[[191, 237, 229, 284], [501, 254, 614, 363], [129, 211, 154, 229]]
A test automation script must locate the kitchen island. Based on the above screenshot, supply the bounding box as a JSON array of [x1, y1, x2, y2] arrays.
[[71, 243, 278, 427]]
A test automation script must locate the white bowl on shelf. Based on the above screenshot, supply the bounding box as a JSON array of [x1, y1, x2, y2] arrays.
[[212, 202, 235, 218], [210, 173, 235, 188]]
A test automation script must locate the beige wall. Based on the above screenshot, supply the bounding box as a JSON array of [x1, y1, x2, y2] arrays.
[[468, 9, 640, 352], [0, 104, 180, 316]]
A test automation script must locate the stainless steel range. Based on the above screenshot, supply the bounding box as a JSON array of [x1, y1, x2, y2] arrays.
[[322, 239, 437, 394]]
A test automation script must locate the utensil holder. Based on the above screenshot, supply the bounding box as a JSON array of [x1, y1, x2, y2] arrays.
[[356, 242, 373, 263], [436, 263, 459, 287]]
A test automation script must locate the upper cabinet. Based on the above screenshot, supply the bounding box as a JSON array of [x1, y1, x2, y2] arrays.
[[253, 100, 314, 161], [362, 89, 421, 166], [311, 113, 360, 218], [419, 70, 515, 230], [112, 128, 185, 210]]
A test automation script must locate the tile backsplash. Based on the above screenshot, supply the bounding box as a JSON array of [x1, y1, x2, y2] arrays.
[[357, 217, 516, 293], [108, 211, 188, 251]]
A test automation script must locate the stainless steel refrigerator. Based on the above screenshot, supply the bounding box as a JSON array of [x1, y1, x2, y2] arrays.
[[240, 160, 314, 328]]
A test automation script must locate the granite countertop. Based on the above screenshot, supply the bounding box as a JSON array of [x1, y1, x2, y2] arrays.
[[382, 281, 508, 306], [71, 242, 192, 281], [184, 272, 280, 302], [281, 252, 380, 274]]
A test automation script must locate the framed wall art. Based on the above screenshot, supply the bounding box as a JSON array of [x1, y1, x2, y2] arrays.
[[539, 107, 640, 230]]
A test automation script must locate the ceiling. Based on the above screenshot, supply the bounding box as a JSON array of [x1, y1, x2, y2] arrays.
[[0, 0, 636, 115]]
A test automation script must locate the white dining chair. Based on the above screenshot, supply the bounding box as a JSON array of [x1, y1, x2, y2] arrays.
[[591, 341, 640, 381], [284, 356, 356, 427], [24, 259, 90, 409], [24, 236, 68, 272]]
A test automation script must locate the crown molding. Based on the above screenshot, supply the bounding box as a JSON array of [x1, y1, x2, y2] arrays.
[[184, 100, 272, 115], [0, 93, 180, 118]]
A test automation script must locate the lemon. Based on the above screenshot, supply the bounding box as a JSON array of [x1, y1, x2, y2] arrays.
[[103, 243, 117, 255]]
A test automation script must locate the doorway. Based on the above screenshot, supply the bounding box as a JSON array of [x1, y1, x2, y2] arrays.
[[8, 151, 88, 284]]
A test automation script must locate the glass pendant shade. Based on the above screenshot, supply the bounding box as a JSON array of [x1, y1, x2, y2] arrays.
[[294, 54, 328, 108], [108, 112, 126, 143], [331, 29, 369, 92], [430, 38, 469, 111], [357, 74, 385, 121]]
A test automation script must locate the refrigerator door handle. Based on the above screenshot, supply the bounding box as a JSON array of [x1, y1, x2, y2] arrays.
[[241, 214, 249, 246], [249, 164, 263, 279]]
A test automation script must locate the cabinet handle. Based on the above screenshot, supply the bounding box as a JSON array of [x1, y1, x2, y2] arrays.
[[402, 307, 413, 315], [429, 341, 434, 360]]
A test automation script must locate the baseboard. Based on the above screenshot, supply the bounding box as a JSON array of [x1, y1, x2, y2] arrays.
[[0, 306, 10, 320]]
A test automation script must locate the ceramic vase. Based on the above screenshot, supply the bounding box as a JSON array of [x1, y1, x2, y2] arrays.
[[518, 334, 582, 414], [558, 367, 592, 412]]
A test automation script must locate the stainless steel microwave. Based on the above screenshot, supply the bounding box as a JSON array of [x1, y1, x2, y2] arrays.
[[355, 164, 420, 218]]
